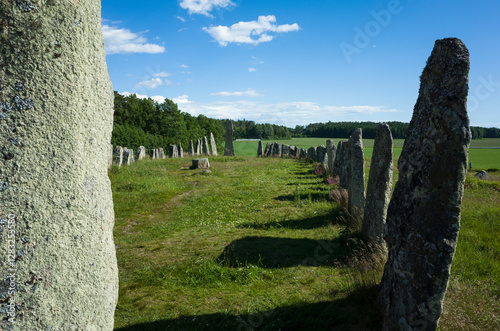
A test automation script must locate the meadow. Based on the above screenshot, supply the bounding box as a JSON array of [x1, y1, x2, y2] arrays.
[[110, 138, 499, 330]]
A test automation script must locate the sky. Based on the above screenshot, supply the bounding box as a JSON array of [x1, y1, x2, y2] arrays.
[[101, 0, 500, 128]]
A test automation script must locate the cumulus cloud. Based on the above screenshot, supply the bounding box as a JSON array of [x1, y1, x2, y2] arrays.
[[203, 15, 300, 46], [180, 64, 190, 68], [176, 16, 186, 22], [248, 67, 256, 72], [154, 72, 171, 77], [210, 89, 262, 97], [135, 78, 164, 89], [102, 25, 165, 54], [172, 95, 192, 104], [180, 0, 235, 17], [120, 92, 166, 104]]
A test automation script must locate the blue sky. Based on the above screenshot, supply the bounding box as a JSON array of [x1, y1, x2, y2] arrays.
[[102, 0, 500, 128]]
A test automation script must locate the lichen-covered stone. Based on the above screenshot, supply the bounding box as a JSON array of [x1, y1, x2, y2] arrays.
[[307, 146, 317, 161], [108, 144, 113, 168], [158, 147, 165, 159], [264, 142, 271, 157], [151, 148, 157, 159], [317, 145, 327, 164], [347, 129, 365, 217], [379, 38, 471, 331], [209, 132, 218, 156], [334, 141, 349, 190], [202, 136, 210, 156], [272, 142, 282, 157], [168, 145, 179, 158], [282, 144, 290, 157], [123, 148, 135, 165], [474, 170, 488, 180], [113, 146, 124, 167], [0, 2, 118, 329], [188, 140, 195, 156], [136, 146, 146, 161], [224, 121, 235, 156], [257, 141, 263, 157], [363, 124, 393, 243], [326, 139, 336, 175], [178, 143, 184, 158], [191, 158, 210, 169]]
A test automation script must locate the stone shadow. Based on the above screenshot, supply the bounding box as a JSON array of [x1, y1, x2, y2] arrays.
[[237, 211, 341, 230]]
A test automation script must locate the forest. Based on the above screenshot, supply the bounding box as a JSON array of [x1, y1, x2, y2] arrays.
[[111, 92, 500, 150]]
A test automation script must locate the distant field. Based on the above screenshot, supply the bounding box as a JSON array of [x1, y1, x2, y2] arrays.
[[234, 138, 500, 170]]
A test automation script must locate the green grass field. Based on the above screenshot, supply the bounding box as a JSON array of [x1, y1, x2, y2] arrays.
[[110, 149, 500, 330], [235, 138, 500, 170]]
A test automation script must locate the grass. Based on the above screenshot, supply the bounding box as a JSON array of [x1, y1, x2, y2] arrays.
[[110, 151, 500, 330]]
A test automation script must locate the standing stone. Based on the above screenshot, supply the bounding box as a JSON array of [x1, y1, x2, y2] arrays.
[[282, 144, 290, 157], [168, 145, 179, 158], [272, 143, 282, 157], [188, 140, 195, 156], [264, 142, 271, 157], [317, 145, 327, 166], [379, 38, 471, 331], [123, 148, 134, 165], [474, 170, 488, 180], [209, 132, 218, 156], [363, 124, 393, 244], [191, 158, 210, 169], [151, 149, 157, 159], [196, 138, 202, 155], [326, 139, 336, 175], [136, 146, 146, 161], [300, 148, 307, 160], [335, 141, 349, 190], [178, 143, 184, 158], [108, 144, 114, 168], [158, 148, 166, 159], [113, 146, 124, 167], [257, 141, 263, 157], [347, 129, 365, 218], [224, 121, 235, 156], [202, 136, 210, 156], [0, 2, 118, 329], [307, 146, 317, 162]]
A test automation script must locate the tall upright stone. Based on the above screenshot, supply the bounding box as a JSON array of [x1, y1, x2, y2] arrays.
[[335, 141, 349, 190], [188, 140, 195, 156], [326, 139, 336, 175], [123, 148, 134, 165], [158, 147, 166, 159], [209, 132, 218, 156], [257, 141, 263, 157], [113, 146, 124, 167], [202, 136, 210, 156], [264, 142, 271, 157], [363, 124, 393, 244], [196, 138, 202, 155], [108, 144, 114, 168], [136, 146, 146, 161], [151, 149, 157, 159], [347, 129, 365, 217], [168, 145, 179, 158], [178, 143, 184, 158], [224, 121, 235, 156], [0, 2, 118, 329], [379, 38, 471, 330]]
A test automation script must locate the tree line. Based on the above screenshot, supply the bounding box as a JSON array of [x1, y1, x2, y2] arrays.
[[111, 93, 499, 150]]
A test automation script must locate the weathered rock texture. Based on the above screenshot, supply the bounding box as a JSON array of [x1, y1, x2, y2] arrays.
[[334, 141, 349, 189], [188, 140, 195, 156], [113, 146, 124, 167], [474, 170, 488, 180], [347, 129, 365, 217], [178, 143, 184, 158], [257, 141, 263, 157], [123, 148, 134, 165], [363, 124, 393, 243], [108, 144, 113, 168], [209, 132, 218, 156], [151, 149, 157, 159], [224, 121, 235, 156], [264, 143, 271, 157], [158, 147, 165, 159], [191, 158, 210, 169], [168, 145, 179, 158], [202, 136, 210, 156], [136, 146, 146, 161], [326, 139, 336, 175], [0, 2, 118, 329], [379, 38, 471, 331]]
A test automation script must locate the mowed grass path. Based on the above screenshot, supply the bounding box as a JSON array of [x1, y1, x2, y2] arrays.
[[111, 155, 500, 330]]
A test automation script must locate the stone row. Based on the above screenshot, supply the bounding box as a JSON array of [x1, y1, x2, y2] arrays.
[[260, 142, 300, 158]]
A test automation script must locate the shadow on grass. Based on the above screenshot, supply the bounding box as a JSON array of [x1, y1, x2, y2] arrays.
[[216, 235, 360, 268], [274, 192, 328, 202], [238, 211, 341, 230], [114, 285, 382, 331]]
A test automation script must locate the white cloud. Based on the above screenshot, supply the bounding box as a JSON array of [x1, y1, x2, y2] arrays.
[[102, 25, 165, 54], [172, 95, 192, 104], [203, 15, 300, 46], [248, 67, 256, 72], [136, 78, 164, 89], [120, 92, 165, 104], [180, 0, 235, 17], [210, 89, 262, 97], [176, 16, 186, 22], [180, 64, 189, 68], [154, 72, 171, 77], [176, 100, 399, 126]]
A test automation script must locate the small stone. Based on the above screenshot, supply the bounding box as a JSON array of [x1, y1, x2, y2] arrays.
[[474, 170, 488, 180], [191, 158, 210, 169]]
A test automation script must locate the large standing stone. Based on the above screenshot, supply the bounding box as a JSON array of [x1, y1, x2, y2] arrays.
[[257, 141, 263, 157], [123, 148, 134, 165], [335, 141, 349, 190], [158, 147, 166, 159], [307, 146, 317, 162], [347, 129, 365, 217], [113, 146, 124, 167], [168, 145, 179, 158], [188, 140, 195, 156], [196, 138, 202, 155], [178, 143, 184, 158], [264, 142, 271, 157], [317, 145, 327, 167], [363, 124, 393, 243], [0, 2, 118, 329], [136, 146, 146, 161], [272, 142, 282, 157], [209, 132, 218, 156], [282, 144, 290, 157], [202, 136, 210, 156], [108, 143, 114, 168], [151, 149, 157, 159], [326, 139, 336, 175], [379, 38, 471, 331], [224, 121, 235, 156]]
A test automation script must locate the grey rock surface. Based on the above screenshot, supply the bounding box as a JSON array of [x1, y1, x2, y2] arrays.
[[326, 139, 336, 175], [474, 170, 488, 180], [335, 141, 349, 190], [113, 146, 124, 167], [168, 145, 179, 158], [158, 147, 166, 159], [257, 141, 263, 157], [188, 140, 195, 156], [0, 2, 118, 329], [379, 38, 471, 331], [363, 124, 393, 244], [136, 146, 146, 161], [191, 158, 210, 169], [347, 129, 365, 217], [210, 132, 218, 156], [202, 136, 210, 156], [178, 143, 184, 158], [224, 121, 235, 156]]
